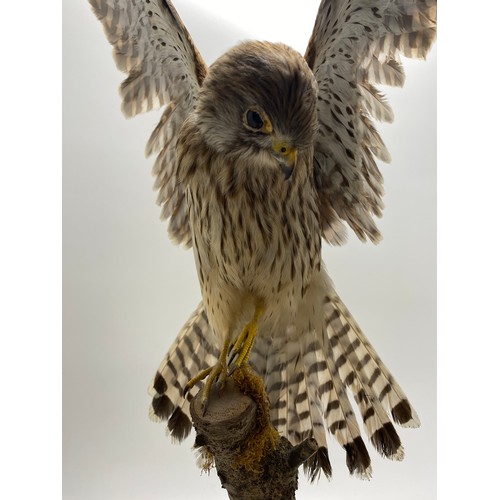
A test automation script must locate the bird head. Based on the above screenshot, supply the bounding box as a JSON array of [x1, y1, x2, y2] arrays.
[[196, 41, 318, 180]]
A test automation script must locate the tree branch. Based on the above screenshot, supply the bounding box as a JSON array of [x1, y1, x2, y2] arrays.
[[190, 376, 319, 499]]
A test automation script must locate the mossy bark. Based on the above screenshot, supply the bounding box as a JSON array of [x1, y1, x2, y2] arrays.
[[190, 374, 319, 500]]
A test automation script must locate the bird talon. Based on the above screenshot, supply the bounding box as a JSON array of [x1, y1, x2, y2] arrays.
[[228, 303, 264, 373], [185, 365, 213, 393], [191, 357, 229, 413], [227, 346, 237, 365], [186, 304, 264, 411], [228, 362, 238, 377], [214, 374, 225, 394], [201, 397, 209, 416]]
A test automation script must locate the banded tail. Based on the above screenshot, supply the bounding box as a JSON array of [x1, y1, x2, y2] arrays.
[[149, 293, 419, 479]]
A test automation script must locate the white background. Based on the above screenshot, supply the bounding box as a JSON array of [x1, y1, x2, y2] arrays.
[[63, 1, 436, 499]]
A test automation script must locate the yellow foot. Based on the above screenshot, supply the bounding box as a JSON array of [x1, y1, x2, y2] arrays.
[[185, 360, 228, 415], [185, 301, 264, 413], [229, 302, 264, 375], [185, 337, 230, 414]]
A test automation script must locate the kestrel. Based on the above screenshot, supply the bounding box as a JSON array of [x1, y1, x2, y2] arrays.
[[90, 0, 436, 480]]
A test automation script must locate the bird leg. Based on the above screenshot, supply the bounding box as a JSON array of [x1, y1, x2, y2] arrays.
[[185, 335, 231, 414], [229, 301, 264, 375], [185, 301, 264, 414]]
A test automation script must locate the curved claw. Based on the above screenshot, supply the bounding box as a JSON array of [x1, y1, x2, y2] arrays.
[[215, 368, 228, 392], [185, 336, 231, 411], [185, 302, 264, 412], [199, 359, 227, 415]]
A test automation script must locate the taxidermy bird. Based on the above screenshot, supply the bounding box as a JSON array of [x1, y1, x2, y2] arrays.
[[89, 0, 436, 481]]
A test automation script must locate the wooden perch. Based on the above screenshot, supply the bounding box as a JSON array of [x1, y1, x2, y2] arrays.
[[190, 372, 319, 500]]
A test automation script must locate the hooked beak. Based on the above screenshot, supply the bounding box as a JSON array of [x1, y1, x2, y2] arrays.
[[272, 141, 297, 180]]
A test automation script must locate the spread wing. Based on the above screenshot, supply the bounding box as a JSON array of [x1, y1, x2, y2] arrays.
[[305, 0, 436, 244], [89, 0, 207, 247]]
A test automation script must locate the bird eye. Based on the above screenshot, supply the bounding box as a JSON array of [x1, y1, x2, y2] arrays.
[[245, 110, 264, 130]]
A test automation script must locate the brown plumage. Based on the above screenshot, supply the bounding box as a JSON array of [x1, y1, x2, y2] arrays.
[[89, 0, 436, 482]]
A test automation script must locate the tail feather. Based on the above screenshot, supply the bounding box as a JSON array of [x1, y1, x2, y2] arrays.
[[324, 299, 404, 461], [328, 293, 420, 428], [256, 330, 332, 480], [320, 324, 372, 478], [295, 340, 327, 479], [299, 334, 332, 480], [148, 303, 219, 441], [262, 335, 318, 452], [262, 334, 289, 440], [352, 379, 404, 461], [323, 292, 419, 464], [149, 293, 419, 479]]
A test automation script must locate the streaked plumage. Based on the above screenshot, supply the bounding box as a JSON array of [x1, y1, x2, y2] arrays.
[[89, 0, 436, 481]]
